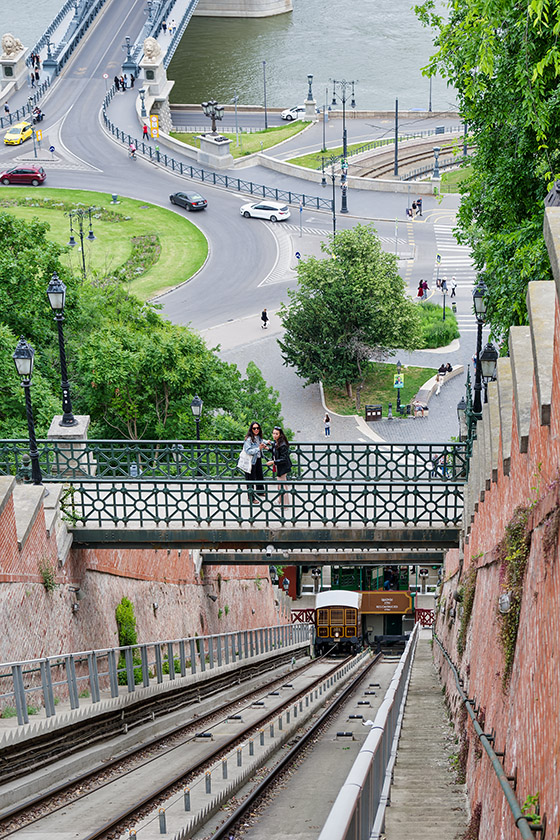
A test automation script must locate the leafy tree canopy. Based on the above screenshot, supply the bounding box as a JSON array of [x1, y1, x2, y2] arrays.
[[0, 211, 285, 440], [416, 0, 560, 340], [278, 224, 421, 394]]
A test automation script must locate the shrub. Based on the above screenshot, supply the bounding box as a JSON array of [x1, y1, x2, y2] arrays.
[[38, 557, 58, 592], [417, 302, 460, 348], [115, 597, 142, 685]]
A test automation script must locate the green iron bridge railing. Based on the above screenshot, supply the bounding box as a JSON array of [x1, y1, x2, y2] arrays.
[[0, 439, 468, 483], [62, 477, 463, 529]]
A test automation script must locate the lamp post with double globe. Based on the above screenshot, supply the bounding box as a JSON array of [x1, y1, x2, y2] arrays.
[[472, 281, 488, 417], [46, 273, 78, 427]]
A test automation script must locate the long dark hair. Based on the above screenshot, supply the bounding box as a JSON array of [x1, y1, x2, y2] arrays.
[[273, 426, 289, 448], [245, 421, 262, 442]]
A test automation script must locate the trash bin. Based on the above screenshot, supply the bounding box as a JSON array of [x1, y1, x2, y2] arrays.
[[365, 404, 383, 422]]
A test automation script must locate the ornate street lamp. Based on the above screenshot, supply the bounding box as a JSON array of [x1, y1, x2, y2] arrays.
[[68, 208, 96, 279], [46, 273, 78, 427], [479, 341, 498, 402], [191, 394, 203, 440], [262, 61, 268, 130], [201, 99, 225, 136], [307, 74, 313, 101], [12, 337, 43, 486], [330, 78, 357, 215], [139, 87, 147, 118], [472, 280, 488, 416], [320, 153, 338, 236], [433, 146, 441, 179], [396, 359, 402, 415], [456, 396, 467, 441]]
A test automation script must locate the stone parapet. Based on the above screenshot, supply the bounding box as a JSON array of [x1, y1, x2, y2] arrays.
[[194, 0, 292, 16]]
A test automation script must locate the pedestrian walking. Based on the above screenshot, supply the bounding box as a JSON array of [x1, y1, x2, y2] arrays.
[[417, 280, 424, 299], [412, 200, 417, 218], [120, 75, 125, 91], [30, 73, 35, 88], [324, 413, 331, 437], [435, 373, 442, 396], [162, 20, 167, 33], [130, 73, 135, 88], [450, 276, 457, 297], [261, 308, 269, 329], [243, 421, 267, 503], [170, 19, 176, 34], [124, 74, 128, 89], [155, 144, 160, 161], [143, 123, 149, 140], [266, 426, 292, 507], [4, 102, 9, 115], [416, 197, 423, 216], [113, 75, 120, 91], [34, 69, 39, 83], [422, 279, 429, 299], [441, 276, 448, 292]]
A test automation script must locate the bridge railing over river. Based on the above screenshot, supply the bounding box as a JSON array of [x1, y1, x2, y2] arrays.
[[0, 439, 468, 483]]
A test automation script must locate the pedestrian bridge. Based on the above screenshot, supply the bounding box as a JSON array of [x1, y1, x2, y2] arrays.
[[0, 439, 466, 551]]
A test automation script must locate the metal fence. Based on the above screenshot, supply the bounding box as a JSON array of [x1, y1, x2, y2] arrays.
[[0, 623, 310, 726], [101, 86, 334, 211], [0, 439, 468, 482], [317, 622, 419, 840], [0, 80, 51, 130], [401, 154, 470, 181], [60, 478, 463, 528]]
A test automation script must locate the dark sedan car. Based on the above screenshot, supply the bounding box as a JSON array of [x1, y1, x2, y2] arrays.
[[1, 165, 46, 186], [169, 191, 207, 211]]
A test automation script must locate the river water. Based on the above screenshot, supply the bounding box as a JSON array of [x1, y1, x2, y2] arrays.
[[2, 0, 456, 111]]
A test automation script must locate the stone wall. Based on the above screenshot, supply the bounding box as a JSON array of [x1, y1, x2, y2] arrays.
[[434, 208, 560, 838], [0, 476, 285, 664], [194, 0, 292, 17]]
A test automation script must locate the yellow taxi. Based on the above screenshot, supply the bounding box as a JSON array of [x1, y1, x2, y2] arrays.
[[4, 121, 33, 145]]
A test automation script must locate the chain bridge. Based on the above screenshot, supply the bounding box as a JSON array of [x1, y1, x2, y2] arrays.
[[1, 439, 466, 558]]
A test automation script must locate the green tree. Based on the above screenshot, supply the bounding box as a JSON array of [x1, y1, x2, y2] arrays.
[[415, 0, 560, 340], [278, 225, 421, 399]]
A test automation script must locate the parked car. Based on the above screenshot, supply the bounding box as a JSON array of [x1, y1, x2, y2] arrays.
[[3, 121, 33, 145], [169, 191, 207, 211], [0, 165, 46, 185], [281, 105, 306, 121], [240, 201, 290, 222]]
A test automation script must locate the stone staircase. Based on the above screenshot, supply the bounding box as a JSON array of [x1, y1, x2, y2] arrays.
[[13, 482, 72, 564], [383, 637, 468, 840]]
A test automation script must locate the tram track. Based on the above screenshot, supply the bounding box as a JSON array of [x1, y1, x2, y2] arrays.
[[0, 654, 346, 839]]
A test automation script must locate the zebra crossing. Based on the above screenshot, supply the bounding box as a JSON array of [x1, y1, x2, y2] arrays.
[[433, 225, 478, 334], [278, 222, 410, 251]]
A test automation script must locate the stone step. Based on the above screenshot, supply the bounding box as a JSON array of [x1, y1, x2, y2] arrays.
[[12, 485, 47, 550]]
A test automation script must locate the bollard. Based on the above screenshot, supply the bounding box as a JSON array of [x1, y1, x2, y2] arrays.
[[237, 747, 242, 766], [294, 704, 298, 718], [184, 788, 191, 811], [278, 714, 283, 730], [286, 710, 290, 723], [159, 808, 166, 834], [205, 771, 211, 794], [270, 722, 275, 738], [260, 729, 265, 746], [249, 739, 254, 756], [222, 758, 228, 779]]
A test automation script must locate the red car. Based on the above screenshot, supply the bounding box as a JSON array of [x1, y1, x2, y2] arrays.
[[0, 165, 46, 186]]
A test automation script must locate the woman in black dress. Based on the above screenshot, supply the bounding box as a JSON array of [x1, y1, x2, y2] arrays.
[[266, 426, 292, 506]]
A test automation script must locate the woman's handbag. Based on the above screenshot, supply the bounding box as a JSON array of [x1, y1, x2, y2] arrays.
[[237, 449, 253, 473]]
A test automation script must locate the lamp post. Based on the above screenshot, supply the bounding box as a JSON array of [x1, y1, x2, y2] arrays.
[[321, 154, 338, 236], [472, 280, 488, 417], [139, 87, 147, 118], [231, 92, 239, 147], [433, 146, 441, 179], [307, 74, 313, 101], [479, 341, 498, 402], [191, 394, 203, 440], [331, 78, 356, 215], [12, 337, 43, 486], [201, 99, 225, 136], [262, 61, 268, 130], [456, 395, 467, 441], [442, 285, 447, 321], [68, 208, 96, 279], [46, 273, 78, 427], [396, 359, 402, 414]]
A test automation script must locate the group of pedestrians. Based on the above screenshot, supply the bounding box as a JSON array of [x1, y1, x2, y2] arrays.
[[242, 422, 292, 505], [406, 198, 423, 220], [29, 53, 41, 88], [436, 275, 457, 297], [435, 362, 454, 395], [114, 74, 134, 91], [417, 279, 429, 300], [161, 20, 177, 35]]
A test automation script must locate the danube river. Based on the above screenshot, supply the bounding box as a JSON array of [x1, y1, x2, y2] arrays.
[[2, 0, 456, 111]]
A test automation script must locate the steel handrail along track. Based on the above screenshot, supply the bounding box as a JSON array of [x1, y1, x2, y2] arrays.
[[73, 657, 355, 840], [0, 651, 313, 827], [209, 652, 383, 840]]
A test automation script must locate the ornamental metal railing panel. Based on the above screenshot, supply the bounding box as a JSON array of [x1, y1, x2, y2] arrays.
[[0, 439, 468, 483], [60, 478, 463, 528], [0, 624, 311, 727]]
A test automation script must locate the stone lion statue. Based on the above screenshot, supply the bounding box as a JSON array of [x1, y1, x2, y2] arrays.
[[1, 33, 24, 58], [143, 37, 162, 62]]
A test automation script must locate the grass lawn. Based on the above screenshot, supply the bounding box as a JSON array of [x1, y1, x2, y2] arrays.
[[170, 121, 309, 159], [324, 362, 437, 417], [440, 165, 472, 193], [0, 187, 208, 300]]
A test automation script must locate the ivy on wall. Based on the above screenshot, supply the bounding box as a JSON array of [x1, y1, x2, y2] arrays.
[[457, 566, 478, 657], [496, 506, 531, 690]]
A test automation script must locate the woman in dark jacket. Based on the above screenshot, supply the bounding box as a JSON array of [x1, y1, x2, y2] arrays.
[[266, 426, 292, 506], [243, 421, 267, 502]]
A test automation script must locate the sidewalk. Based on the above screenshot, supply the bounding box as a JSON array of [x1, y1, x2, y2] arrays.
[[383, 633, 468, 840]]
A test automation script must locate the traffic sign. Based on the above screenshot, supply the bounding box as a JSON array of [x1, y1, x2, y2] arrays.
[[49, 145, 55, 153], [436, 253, 441, 264], [102, 73, 108, 79], [295, 251, 301, 259], [36, 130, 42, 141]]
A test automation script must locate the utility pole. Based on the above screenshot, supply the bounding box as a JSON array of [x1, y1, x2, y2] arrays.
[[394, 98, 399, 176]]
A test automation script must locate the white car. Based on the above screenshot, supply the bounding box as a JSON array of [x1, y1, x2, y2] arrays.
[[240, 201, 290, 222], [281, 105, 306, 121]]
